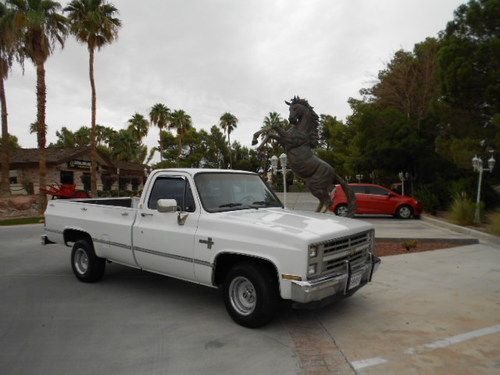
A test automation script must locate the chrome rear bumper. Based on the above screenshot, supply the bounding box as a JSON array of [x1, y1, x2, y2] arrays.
[[291, 256, 381, 304]]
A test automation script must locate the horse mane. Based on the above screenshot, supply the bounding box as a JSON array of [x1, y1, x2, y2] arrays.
[[289, 96, 320, 147]]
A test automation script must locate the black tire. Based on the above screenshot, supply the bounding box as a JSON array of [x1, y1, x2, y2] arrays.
[[223, 262, 279, 328], [396, 205, 413, 219], [335, 204, 349, 217], [71, 239, 106, 282]]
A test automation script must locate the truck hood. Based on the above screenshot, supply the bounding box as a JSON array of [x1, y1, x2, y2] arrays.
[[214, 207, 373, 243]]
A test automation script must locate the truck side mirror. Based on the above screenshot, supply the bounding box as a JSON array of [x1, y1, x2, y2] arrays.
[[157, 199, 178, 213]]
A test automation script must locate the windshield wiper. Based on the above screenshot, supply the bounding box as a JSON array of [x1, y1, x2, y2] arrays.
[[252, 201, 280, 207], [219, 202, 243, 208]]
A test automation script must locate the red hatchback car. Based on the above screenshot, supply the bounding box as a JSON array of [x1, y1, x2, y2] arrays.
[[331, 183, 422, 219]]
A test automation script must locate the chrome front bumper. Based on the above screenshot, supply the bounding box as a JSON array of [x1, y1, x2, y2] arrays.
[[291, 256, 381, 304]]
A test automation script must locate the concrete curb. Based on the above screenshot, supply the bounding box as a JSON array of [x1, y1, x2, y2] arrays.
[[421, 215, 500, 247]]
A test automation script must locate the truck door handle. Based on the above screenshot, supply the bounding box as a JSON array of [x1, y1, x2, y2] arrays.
[[81, 207, 87, 211], [141, 213, 153, 217], [121, 212, 129, 216]]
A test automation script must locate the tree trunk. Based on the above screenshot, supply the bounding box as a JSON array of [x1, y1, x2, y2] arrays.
[[89, 47, 98, 197], [36, 62, 47, 214], [0, 75, 10, 196], [228, 131, 232, 169], [177, 131, 182, 167], [158, 128, 163, 162]]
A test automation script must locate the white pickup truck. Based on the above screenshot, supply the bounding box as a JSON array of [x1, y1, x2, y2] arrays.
[[43, 169, 380, 327]]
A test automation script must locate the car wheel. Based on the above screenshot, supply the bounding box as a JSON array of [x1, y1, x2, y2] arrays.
[[71, 239, 106, 282], [396, 205, 413, 219], [335, 204, 349, 217], [223, 262, 279, 328]]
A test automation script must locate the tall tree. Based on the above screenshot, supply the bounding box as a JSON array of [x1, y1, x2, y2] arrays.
[[0, 2, 21, 196], [127, 113, 149, 140], [436, 0, 500, 167], [149, 103, 170, 161], [65, 0, 121, 197], [9, 0, 68, 212], [219, 112, 238, 168], [169, 109, 192, 166]]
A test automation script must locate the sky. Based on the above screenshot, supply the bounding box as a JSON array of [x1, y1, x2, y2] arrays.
[[5, 0, 464, 163]]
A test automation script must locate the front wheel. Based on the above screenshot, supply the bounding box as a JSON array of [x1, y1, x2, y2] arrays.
[[223, 262, 279, 328], [335, 204, 348, 217], [71, 239, 106, 282], [396, 205, 413, 219]]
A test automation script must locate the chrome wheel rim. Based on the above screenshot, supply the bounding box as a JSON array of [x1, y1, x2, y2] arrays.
[[229, 276, 256, 316], [399, 206, 411, 219], [336, 205, 348, 216], [74, 248, 89, 275]]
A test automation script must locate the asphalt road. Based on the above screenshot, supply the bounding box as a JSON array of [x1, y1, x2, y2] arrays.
[[1, 224, 499, 374]]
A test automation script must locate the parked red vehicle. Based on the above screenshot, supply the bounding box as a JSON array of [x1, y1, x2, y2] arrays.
[[331, 183, 422, 219]]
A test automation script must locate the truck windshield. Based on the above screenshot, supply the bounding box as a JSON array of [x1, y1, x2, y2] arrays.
[[194, 173, 283, 212]]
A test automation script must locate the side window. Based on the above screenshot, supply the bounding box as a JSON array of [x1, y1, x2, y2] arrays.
[[367, 186, 389, 196], [147, 177, 195, 212], [351, 186, 366, 194]]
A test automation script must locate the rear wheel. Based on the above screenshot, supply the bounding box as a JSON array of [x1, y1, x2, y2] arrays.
[[71, 239, 106, 282], [223, 262, 279, 328], [335, 204, 348, 217], [396, 205, 413, 219]]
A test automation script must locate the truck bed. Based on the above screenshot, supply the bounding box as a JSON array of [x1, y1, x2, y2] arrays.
[[71, 197, 140, 208]]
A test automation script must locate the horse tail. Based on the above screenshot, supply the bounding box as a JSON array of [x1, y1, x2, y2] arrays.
[[334, 174, 357, 217]]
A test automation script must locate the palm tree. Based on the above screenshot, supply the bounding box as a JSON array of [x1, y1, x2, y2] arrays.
[[219, 112, 238, 168], [127, 113, 149, 141], [149, 103, 170, 161], [65, 0, 121, 197], [9, 0, 68, 212], [0, 2, 21, 196], [169, 110, 192, 166]]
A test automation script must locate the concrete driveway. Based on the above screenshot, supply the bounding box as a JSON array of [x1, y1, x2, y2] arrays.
[[1, 224, 499, 374]]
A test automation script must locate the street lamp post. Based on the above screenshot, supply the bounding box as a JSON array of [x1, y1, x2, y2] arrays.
[[270, 154, 288, 208], [279, 153, 288, 209], [398, 172, 409, 196], [472, 152, 495, 224]]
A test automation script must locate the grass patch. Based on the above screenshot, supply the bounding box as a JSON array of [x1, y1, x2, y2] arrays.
[[449, 193, 481, 226], [0, 217, 44, 226]]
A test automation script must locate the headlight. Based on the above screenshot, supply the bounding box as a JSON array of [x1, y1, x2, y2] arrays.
[[308, 245, 318, 258], [307, 264, 317, 276]]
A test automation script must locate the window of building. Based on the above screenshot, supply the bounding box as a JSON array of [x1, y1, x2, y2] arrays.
[[9, 170, 18, 184], [119, 177, 128, 191], [60, 171, 74, 185], [81, 173, 90, 191], [131, 177, 140, 191]]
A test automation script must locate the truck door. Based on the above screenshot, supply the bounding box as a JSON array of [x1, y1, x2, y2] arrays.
[[132, 174, 199, 280]]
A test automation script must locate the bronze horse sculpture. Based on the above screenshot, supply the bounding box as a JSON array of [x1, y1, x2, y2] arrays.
[[252, 96, 356, 215]]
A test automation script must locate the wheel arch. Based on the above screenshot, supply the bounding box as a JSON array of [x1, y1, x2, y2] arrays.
[[63, 228, 93, 247], [212, 252, 281, 292]]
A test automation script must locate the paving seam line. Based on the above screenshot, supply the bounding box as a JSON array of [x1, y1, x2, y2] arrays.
[[350, 323, 500, 371]]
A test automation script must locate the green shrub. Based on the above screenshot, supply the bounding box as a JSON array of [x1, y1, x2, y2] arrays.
[[449, 192, 482, 226], [487, 212, 500, 236], [414, 185, 440, 214]]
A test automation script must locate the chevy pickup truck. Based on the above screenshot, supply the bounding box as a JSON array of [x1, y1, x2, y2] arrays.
[[43, 169, 380, 327]]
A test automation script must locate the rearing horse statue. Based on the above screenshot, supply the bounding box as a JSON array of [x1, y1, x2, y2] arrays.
[[252, 96, 356, 215]]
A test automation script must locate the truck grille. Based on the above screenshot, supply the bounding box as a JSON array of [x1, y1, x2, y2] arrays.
[[309, 230, 373, 279]]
